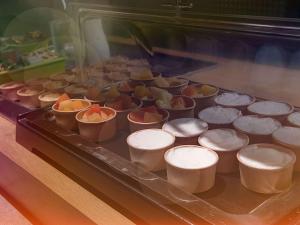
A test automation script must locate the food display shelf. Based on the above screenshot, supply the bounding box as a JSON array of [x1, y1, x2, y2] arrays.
[[15, 85, 300, 225]]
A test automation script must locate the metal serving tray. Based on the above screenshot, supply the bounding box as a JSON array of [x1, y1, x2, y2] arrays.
[[16, 88, 300, 225]]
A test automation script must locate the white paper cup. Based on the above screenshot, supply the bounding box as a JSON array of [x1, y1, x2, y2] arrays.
[[198, 129, 249, 173], [247, 101, 294, 122], [127, 129, 175, 172], [164, 145, 219, 193], [237, 144, 296, 194], [272, 126, 300, 172]]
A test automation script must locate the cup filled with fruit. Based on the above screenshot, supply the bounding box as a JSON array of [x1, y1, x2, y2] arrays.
[[152, 87, 196, 120], [105, 95, 142, 130], [17, 86, 44, 108], [76, 104, 117, 142], [117, 80, 144, 95], [182, 84, 219, 115], [52, 94, 91, 130], [133, 85, 156, 107], [84, 86, 106, 105], [153, 76, 189, 95], [128, 106, 169, 133], [130, 68, 158, 86]]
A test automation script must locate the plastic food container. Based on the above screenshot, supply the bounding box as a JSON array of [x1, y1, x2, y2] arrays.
[[128, 108, 169, 133], [214, 92, 256, 113], [162, 118, 208, 145], [127, 129, 175, 171], [52, 99, 91, 130], [272, 126, 300, 172], [287, 112, 300, 128], [38, 92, 61, 108], [164, 145, 219, 193], [76, 107, 117, 142], [233, 115, 281, 143], [153, 77, 189, 95], [247, 101, 294, 121], [237, 144, 296, 194], [17, 86, 44, 108], [198, 129, 249, 173], [181, 84, 219, 115], [158, 95, 196, 120], [198, 106, 241, 129], [0, 81, 24, 101], [105, 97, 142, 130]]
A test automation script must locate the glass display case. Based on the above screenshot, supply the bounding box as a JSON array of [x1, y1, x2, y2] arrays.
[[1, 1, 299, 224]]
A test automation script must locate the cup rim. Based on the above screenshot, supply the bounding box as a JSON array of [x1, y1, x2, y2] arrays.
[[38, 92, 61, 103], [214, 92, 256, 108], [233, 115, 281, 136], [162, 118, 208, 138], [127, 108, 169, 125], [164, 145, 219, 170], [76, 106, 117, 124], [237, 143, 296, 171], [127, 128, 175, 151], [198, 106, 242, 125], [247, 100, 294, 117], [198, 128, 250, 152], [17, 86, 44, 97]]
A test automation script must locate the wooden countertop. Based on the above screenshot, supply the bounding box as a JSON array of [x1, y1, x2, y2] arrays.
[[0, 115, 134, 225]]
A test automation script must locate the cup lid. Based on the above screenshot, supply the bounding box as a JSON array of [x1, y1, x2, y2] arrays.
[[165, 145, 219, 170], [247, 101, 293, 116], [272, 126, 300, 149], [237, 144, 296, 170], [198, 129, 249, 151], [162, 118, 208, 138], [127, 129, 175, 151]]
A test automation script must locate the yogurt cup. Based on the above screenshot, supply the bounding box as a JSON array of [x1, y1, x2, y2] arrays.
[[38, 92, 61, 108], [237, 144, 296, 194], [0, 81, 24, 101], [198, 106, 241, 129], [76, 107, 117, 142], [287, 112, 300, 128], [247, 101, 294, 121], [17, 86, 44, 108], [198, 129, 249, 173], [128, 108, 169, 133], [215, 92, 256, 112], [162, 118, 208, 145], [164, 145, 219, 193], [233, 115, 281, 143], [127, 129, 175, 171], [52, 99, 91, 130], [272, 126, 300, 171]]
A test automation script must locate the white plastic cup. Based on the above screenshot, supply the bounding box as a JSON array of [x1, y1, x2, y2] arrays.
[[237, 144, 296, 194], [164, 145, 219, 193], [127, 129, 175, 172]]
